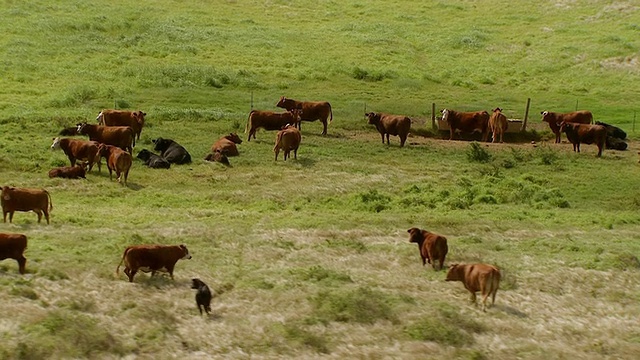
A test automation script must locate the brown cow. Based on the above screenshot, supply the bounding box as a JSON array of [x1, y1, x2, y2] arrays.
[[441, 109, 490, 141], [276, 96, 333, 135], [245, 109, 301, 141], [1, 186, 52, 224], [48, 164, 86, 179], [540, 110, 593, 143], [488, 108, 508, 143], [97, 109, 146, 142], [0, 233, 28, 274], [365, 112, 411, 147], [204, 149, 231, 166], [560, 121, 607, 157], [76, 122, 134, 154], [98, 144, 133, 186], [407, 227, 448, 271], [274, 125, 301, 161], [116, 244, 192, 282], [446, 263, 501, 312], [51, 137, 101, 172], [212, 133, 242, 156]]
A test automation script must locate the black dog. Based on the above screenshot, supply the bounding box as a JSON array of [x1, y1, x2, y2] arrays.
[[191, 278, 212, 315]]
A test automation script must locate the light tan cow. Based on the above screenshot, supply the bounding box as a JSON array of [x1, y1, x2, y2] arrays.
[[446, 263, 501, 311]]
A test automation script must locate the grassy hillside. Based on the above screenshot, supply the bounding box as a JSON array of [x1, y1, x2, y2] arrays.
[[1, 1, 639, 359]]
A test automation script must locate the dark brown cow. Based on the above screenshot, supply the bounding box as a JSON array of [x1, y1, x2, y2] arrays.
[[0, 233, 27, 274], [488, 108, 508, 143], [560, 121, 607, 157], [212, 133, 242, 156], [77, 122, 134, 154], [51, 137, 101, 172], [446, 263, 501, 312], [98, 144, 133, 185], [441, 109, 490, 141], [245, 109, 301, 141], [116, 244, 192, 282], [97, 109, 146, 142], [407, 227, 448, 271], [1, 186, 52, 224], [276, 96, 333, 135], [204, 150, 231, 166], [365, 112, 411, 147], [48, 164, 86, 179], [274, 125, 301, 161], [540, 110, 593, 143]]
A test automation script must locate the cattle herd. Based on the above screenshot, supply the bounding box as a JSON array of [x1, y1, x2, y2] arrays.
[[0, 98, 632, 314]]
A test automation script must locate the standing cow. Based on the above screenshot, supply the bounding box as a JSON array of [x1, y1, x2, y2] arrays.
[[116, 244, 192, 282], [245, 110, 301, 142], [540, 110, 593, 143], [98, 144, 133, 185], [442, 109, 490, 141], [1, 186, 52, 224], [446, 263, 501, 312], [51, 137, 101, 172], [97, 109, 146, 142], [274, 125, 301, 161], [407, 227, 448, 271], [488, 108, 508, 143], [0, 233, 28, 274], [365, 112, 411, 147], [77, 122, 134, 154], [560, 122, 607, 157], [276, 96, 333, 135]]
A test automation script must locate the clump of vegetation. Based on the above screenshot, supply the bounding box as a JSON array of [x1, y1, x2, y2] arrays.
[[535, 145, 559, 165], [405, 303, 486, 346], [309, 286, 398, 325], [282, 322, 330, 354], [356, 189, 392, 212], [467, 142, 492, 163]]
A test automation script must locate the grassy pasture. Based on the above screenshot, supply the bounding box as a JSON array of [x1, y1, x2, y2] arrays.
[[1, 0, 640, 359]]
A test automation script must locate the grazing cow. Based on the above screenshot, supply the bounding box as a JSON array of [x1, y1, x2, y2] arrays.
[[365, 112, 411, 147], [1, 186, 52, 224], [51, 137, 101, 172], [191, 278, 212, 315], [488, 108, 508, 143], [59, 126, 78, 136], [97, 109, 146, 142], [540, 110, 593, 143], [407, 227, 448, 271], [441, 109, 490, 141], [0, 233, 28, 274], [446, 263, 501, 312], [48, 164, 86, 179], [560, 121, 607, 157], [245, 109, 302, 141], [204, 150, 231, 166], [152, 138, 192, 164], [212, 133, 242, 156], [274, 125, 301, 161], [595, 121, 627, 140], [98, 144, 133, 185], [276, 96, 333, 135], [137, 149, 170, 169], [77, 122, 134, 154], [116, 244, 192, 282]]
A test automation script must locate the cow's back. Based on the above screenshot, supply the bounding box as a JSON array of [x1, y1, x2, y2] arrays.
[[563, 111, 593, 125], [0, 233, 27, 259], [380, 114, 411, 136], [2, 188, 49, 212]]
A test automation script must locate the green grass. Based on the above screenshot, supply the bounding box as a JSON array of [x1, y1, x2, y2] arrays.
[[1, 0, 640, 358]]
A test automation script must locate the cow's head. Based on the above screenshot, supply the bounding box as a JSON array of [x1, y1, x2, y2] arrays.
[[559, 121, 574, 133], [76, 122, 88, 134], [441, 109, 450, 122], [180, 244, 192, 260], [445, 264, 462, 281], [276, 96, 287, 108], [50, 137, 61, 150], [152, 138, 172, 152], [365, 112, 380, 125], [540, 111, 551, 123], [407, 227, 423, 243], [226, 133, 243, 144], [136, 149, 151, 161], [1, 186, 13, 201], [492, 108, 502, 113], [133, 111, 146, 126]]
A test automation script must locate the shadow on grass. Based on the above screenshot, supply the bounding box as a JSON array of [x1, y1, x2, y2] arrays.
[[412, 127, 544, 144], [496, 304, 528, 318]]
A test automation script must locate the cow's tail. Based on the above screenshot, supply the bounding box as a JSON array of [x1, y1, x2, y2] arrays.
[[245, 111, 254, 133], [329, 104, 333, 124], [116, 247, 129, 277], [45, 190, 53, 211]]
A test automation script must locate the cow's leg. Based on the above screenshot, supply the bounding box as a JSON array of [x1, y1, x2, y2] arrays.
[[597, 144, 603, 157], [8, 211, 14, 223], [68, 155, 76, 167], [293, 149, 298, 159], [17, 256, 26, 274], [3, 211, 7, 223], [556, 132, 561, 143], [449, 128, 454, 140], [35, 210, 42, 223], [400, 134, 407, 147], [108, 167, 113, 180], [469, 291, 477, 305], [124, 169, 129, 186], [491, 131, 497, 143], [127, 269, 136, 282], [576, 143, 580, 153], [43, 209, 50, 225], [322, 120, 327, 136], [386, 134, 390, 145], [274, 148, 279, 161]]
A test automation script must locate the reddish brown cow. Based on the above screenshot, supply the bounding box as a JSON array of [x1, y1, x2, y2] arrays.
[[0, 233, 28, 274], [77, 122, 134, 154], [1, 186, 52, 224], [274, 125, 301, 161], [276, 96, 333, 135], [366, 112, 411, 147], [442, 109, 490, 141], [212, 133, 242, 156], [97, 109, 146, 142], [488, 108, 508, 143], [540, 110, 593, 143], [245, 109, 301, 141], [204, 150, 231, 166], [48, 164, 86, 179], [560, 121, 607, 157], [446, 263, 501, 312], [116, 244, 192, 282], [98, 144, 133, 186], [407, 227, 448, 271], [51, 137, 101, 172]]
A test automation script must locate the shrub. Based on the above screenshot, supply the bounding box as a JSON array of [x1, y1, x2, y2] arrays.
[[405, 303, 485, 347], [467, 142, 492, 163], [310, 286, 397, 325], [283, 322, 330, 354], [356, 189, 392, 212]]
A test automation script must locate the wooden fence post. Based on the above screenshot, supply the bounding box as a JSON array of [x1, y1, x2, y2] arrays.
[[521, 98, 531, 131], [250, 91, 254, 111], [431, 103, 436, 130]]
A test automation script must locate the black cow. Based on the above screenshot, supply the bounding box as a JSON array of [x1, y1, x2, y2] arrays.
[[595, 121, 627, 140], [137, 149, 171, 169], [152, 138, 192, 164], [191, 278, 212, 315]]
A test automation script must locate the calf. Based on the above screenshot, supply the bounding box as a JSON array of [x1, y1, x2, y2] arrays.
[[212, 133, 242, 156], [1, 186, 52, 224], [152, 138, 192, 164], [407, 227, 448, 271], [245, 109, 301, 141], [276, 96, 333, 135], [51, 137, 101, 172], [137, 149, 170, 169], [365, 112, 411, 147], [116, 244, 192, 282], [442, 109, 490, 141], [204, 150, 231, 166], [98, 144, 133, 185], [191, 278, 212, 315], [48, 164, 86, 179], [540, 110, 593, 143], [488, 108, 508, 143], [0, 233, 28, 274], [560, 122, 607, 157], [274, 125, 301, 161], [97, 109, 146, 142], [446, 263, 501, 312], [77, 122, 134, 153]]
